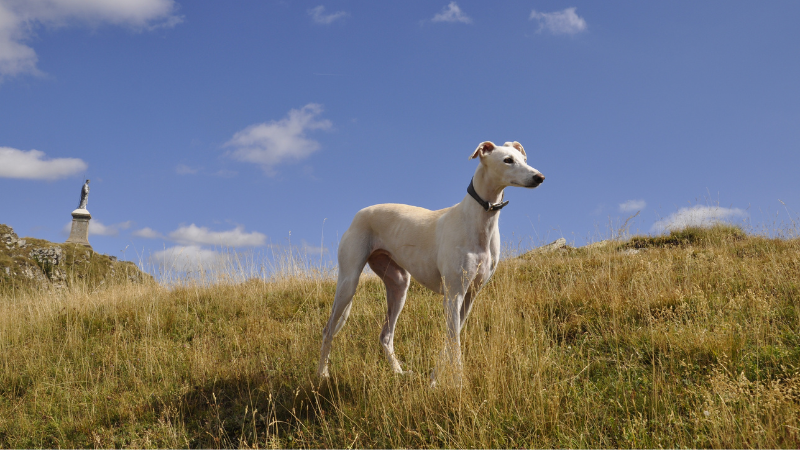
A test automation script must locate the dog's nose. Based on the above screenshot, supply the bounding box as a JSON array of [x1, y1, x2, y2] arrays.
[[533, 173, 545, 184]]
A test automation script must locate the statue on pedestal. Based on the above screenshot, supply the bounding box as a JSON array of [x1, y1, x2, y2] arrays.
[[78, 179, 90, 210], [67, 179, 92, 248]]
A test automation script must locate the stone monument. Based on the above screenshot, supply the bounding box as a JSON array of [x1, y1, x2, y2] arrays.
[[65, 179, 92, 248]]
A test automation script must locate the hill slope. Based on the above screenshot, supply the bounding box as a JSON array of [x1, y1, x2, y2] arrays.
[[0, 225, 798, 448], [1, 224, 150, 292]]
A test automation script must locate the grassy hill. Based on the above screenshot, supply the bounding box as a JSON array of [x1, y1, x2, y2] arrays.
[[1, 224, 150, 293], [0, 225, 798, 447]]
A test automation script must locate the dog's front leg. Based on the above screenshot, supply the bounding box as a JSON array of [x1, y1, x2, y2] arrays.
[[431, 280, 469, 387]]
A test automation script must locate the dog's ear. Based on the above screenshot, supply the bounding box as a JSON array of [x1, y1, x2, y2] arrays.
[[469, 141, 496, 160], [505, 141, 526, 157]]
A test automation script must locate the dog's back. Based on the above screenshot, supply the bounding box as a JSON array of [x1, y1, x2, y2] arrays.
[[343, 203, 450, 291]]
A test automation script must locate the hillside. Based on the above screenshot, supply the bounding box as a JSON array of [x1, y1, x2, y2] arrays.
[[1, 224, 150, 292], [0, 225, 798, 448]]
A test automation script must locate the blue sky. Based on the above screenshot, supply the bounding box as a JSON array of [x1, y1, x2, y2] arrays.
[[1, 1, 799, 271]]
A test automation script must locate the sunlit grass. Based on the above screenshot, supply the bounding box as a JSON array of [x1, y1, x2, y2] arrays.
[[1, 224, 799, 447]]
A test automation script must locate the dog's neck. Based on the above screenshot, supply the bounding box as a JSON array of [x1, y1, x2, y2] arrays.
[[470, 165, 506, 208], [460, 164, 505, 249]]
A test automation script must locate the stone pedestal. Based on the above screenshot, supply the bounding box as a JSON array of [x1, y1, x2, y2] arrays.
[[65, 208, 92, 249]]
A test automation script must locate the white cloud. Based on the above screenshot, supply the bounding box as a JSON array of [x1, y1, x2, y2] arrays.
[[213, 169, 237, 178], [168, 224, 267, 247], [0, 0, 181, 79], [224, 103, 332, 173], [619, 199, 646, 213], [432, 2, 472, 24], [91, 220, 132, 236], [0, 4, 39, 77], [651, 205, 748, 234], [132, 227, 163, 239], [175, 164, 198, 175], [0, 146, 87, 180], [308, 5, 348, 24], [62, 219, 132, 236], [529, 7, 587, 35], [151, 245, 222, 273], [300, 239, 328, 256]]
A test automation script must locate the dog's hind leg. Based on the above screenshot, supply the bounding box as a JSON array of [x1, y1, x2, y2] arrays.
[[317, 231, 370, 379], [368, 251, 411, 374]]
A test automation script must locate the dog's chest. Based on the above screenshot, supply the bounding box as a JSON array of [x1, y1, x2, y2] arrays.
[[471, 250, 497, 286]]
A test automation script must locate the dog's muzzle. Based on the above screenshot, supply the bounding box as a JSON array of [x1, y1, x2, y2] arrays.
[[529, 173, 545, 188]]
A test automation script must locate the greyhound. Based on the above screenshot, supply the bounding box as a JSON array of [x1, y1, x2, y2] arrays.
[[317, 141, 545, 384]]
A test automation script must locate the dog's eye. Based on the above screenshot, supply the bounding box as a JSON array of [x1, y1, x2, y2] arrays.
[[503, 157, 514, 164]]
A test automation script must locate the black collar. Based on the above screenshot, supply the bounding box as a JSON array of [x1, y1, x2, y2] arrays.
[[467, 178, 508, 212]]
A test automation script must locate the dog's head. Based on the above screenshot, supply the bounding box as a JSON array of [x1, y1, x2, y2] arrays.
[[470, 141, 545, 188]]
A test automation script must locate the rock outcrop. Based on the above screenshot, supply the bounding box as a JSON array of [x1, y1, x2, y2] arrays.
[[1, 223, 150, 291], [535, 237, 568, 253]]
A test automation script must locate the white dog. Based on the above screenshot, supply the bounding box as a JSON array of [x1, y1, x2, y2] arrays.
[[317, 141, 545, 383]]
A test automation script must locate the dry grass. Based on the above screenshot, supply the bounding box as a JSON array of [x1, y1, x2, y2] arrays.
[[1, 225, 799, 448]]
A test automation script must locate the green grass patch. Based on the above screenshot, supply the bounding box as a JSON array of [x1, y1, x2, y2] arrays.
[[1, 226, 799, 447]]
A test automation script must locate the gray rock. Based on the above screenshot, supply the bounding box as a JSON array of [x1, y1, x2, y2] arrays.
[[28, 247, 67, 283], [583, 240, 611, 249], [2, 229, 19, 248], [30, 247, 64, 266], [532, 238, 567, 253]]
